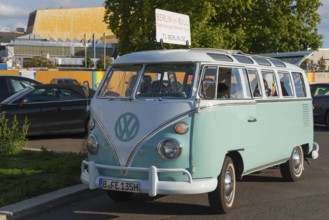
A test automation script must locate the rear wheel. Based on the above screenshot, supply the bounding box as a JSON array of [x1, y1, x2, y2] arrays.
[[107, 190, 133, 201], [208, 156, 236, 214], [280, 146, 304, 181]]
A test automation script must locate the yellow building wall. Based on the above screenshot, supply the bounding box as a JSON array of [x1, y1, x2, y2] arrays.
[[0, 70, 20, 76], [36, 71, 92, 84], [0, 70, 106, 90], [29, 7, 113, 41]]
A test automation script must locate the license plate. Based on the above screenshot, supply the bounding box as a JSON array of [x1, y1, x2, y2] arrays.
[[99, 178, 140, 193]]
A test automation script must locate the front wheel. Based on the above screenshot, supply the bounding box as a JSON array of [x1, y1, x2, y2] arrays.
[[208, 156, 236, 214], [107, 190, 133, 202], [280, 146, 304, 181]]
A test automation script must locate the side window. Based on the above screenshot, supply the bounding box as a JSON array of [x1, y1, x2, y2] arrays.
[[217, 67, 230, 99], [292, 72, 306, 97], [23, 88, 59, 103], [56, 88, 84, 100], [217, 67, 251, 99], [261, 70, 278, 97], [278, 71, 294, 97], [247, 69, 262, 98], [10, 78, 28, 92], [230, 68, 251, 99]]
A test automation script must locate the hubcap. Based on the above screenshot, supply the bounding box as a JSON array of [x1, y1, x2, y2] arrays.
[[292, 148, 303, 174], [224, 168, 234, 204]]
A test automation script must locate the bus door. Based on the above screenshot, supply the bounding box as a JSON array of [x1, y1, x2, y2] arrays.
[[194, 66, 259, 175]]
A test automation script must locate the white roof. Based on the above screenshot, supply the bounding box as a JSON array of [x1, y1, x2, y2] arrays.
[[112, 48, 301, 70]]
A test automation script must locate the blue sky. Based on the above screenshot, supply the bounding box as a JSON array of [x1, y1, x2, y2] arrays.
[[0, 0, 328, 48]]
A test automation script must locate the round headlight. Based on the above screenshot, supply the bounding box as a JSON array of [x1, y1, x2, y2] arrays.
[[88, 118, 95, 130], [157, 139, 182, 160], [86, 134, 99, 155]]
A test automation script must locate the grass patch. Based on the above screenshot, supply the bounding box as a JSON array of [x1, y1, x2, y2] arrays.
[[0, 149, 85, 207]]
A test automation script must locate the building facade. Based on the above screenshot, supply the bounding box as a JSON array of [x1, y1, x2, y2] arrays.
[[26, 7, 116, 42], [0, 7, 118, 69]]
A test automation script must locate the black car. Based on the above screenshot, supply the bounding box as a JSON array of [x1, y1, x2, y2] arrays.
[[50, 77, 80, 85], [0, 75, 41, 102], [0, 84, 90, 136], [310, 83, 329, 126]]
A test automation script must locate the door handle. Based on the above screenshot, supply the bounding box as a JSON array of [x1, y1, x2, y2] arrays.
[[248, 117, 257, 123]]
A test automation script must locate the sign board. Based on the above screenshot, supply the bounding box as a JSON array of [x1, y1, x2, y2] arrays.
[[19, 71, 36, 80], [155, 9, 191, 46]]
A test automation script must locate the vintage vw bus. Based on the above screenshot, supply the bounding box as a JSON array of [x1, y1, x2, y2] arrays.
[[81, 49, 319, 213]]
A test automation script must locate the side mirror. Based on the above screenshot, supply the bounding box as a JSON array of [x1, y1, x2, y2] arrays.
[[202, 79, 216, 99], [17, 98, 28, 107], [82, 81, 90, 98]]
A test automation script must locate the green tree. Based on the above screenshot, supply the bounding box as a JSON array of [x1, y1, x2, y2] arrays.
[[97, 55, 112, 70], [83, 53, 93, 68], [28, 56, 55, 68], [317, 56, 326, 71], [104, 0, 323, 55]]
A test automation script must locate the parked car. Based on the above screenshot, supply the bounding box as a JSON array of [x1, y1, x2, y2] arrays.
[[310, 83, 329, 126], [50, 77, 96, 98], [50, 77, 80, 85], [0, 75, 41, 102], [0, 84, 90, 136]]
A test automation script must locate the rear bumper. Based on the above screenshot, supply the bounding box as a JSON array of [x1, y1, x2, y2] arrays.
[[80, 160, 217, 197], [308, 142, 320, 159]]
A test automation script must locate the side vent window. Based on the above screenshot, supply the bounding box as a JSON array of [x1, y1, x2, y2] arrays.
[[247, 69, 262, 98]]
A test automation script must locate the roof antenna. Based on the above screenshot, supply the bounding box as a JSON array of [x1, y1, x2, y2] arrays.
[[186, 40, 190, 49], [160, 38, 166, 50]]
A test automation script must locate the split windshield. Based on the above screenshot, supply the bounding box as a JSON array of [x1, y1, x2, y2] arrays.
[[98, 63, 195, 99]]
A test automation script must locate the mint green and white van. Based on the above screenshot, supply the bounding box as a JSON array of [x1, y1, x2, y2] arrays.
[[81, 49, 319, 213]]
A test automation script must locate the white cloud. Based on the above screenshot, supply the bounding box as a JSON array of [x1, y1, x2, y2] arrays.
[[0, 4, 29, 18]]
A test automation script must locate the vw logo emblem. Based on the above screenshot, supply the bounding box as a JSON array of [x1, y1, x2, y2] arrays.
[[115, 113, 139, 142]]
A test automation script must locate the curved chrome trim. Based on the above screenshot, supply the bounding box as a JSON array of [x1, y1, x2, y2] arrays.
[[90, 107, 122, 165], [157, 138, 182, 160], [125, 109, 194, 166]]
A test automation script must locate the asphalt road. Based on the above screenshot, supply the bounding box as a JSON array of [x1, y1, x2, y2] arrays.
[[23, 126, 329, 220]]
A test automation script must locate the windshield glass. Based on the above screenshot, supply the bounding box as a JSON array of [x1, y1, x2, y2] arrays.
[[137, 63, 195, 99], [99, 65, 142, 98], [98, 63, 195, 99]]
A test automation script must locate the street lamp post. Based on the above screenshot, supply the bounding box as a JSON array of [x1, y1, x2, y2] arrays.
[[103, 32, 106, 70], [84, 33, 87, 68]]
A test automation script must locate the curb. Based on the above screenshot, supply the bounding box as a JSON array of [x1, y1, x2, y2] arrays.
[[0, 184, 92, 220]]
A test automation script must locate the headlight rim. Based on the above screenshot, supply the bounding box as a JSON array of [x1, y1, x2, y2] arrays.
[[157, 138, 182, 160], [88, 118, 95, 130], [87, 134, 99, 155]]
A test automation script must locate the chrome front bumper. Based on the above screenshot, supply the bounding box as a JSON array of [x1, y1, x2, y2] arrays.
[[80, 160, 217, 197]]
